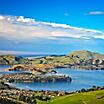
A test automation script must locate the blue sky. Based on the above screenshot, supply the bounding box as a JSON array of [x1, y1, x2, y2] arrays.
[[0, 0, 104, 30], [0, 0, 104, 54]]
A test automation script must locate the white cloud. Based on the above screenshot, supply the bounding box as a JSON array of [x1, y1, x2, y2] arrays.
[[88, 11, 104, 15], [17, 16, 35, 23], [0, 50, 58, 55], [0, 50, 46, 55], [0, 15, 104, 40], [0, 50, 32, 55], [0, 16, 5, 20]]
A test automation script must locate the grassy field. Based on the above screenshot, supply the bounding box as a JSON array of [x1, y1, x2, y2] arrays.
[[38, 90, 104, 104]]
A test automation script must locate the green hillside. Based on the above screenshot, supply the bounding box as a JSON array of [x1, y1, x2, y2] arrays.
[[39, 90, 104, 104]]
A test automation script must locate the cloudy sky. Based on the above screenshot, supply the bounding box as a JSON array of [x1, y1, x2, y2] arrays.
[[0, 0, 104, 54]]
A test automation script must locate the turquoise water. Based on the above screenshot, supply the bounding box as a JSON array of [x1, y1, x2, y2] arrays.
[[0, 65, 104, 91]]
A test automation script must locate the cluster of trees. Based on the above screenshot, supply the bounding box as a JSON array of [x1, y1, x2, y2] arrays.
[[0, 97, 21, 104], [18, 94, 37, 104], [18, 93, 51, 104], [77, 86, 104, 93]]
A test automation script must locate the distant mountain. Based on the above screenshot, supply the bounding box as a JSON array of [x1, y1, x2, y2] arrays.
[[69, 50, 104, 60]]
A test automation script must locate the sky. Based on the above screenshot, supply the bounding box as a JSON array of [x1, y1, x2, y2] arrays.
[[0, 0, 104, 54]]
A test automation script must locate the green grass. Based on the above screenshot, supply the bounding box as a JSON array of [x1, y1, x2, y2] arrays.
[[38, 90, 104, 104]]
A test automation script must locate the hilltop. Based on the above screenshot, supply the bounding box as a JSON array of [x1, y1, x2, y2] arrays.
[[69, 50, 104, 60]]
